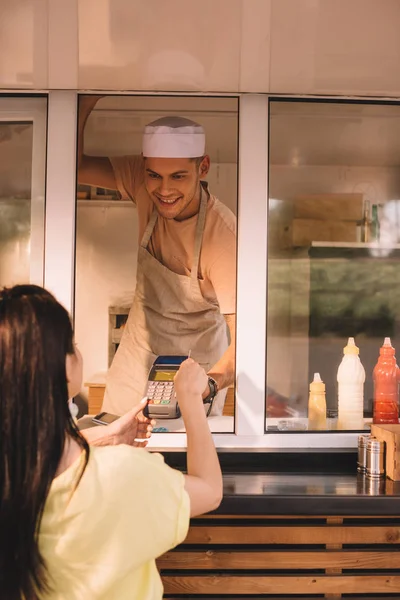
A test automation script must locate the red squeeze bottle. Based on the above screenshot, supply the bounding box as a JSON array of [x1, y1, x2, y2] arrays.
[[373, 337, 400, 424]]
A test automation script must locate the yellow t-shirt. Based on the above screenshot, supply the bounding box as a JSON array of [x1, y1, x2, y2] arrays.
[[39, 445, 190, 599]]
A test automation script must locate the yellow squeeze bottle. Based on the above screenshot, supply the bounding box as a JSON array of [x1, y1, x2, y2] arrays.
[[308, 372, 327, 430]]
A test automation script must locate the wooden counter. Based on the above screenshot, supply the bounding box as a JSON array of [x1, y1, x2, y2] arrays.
[[159, 514, 400, 598], [158, 452, 400, 598]]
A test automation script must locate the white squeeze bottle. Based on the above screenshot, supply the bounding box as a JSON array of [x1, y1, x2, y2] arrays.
[[308, 373, 327, 430], [337, 337, 365, 430]]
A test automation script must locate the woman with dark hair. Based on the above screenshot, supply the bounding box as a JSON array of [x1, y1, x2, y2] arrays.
[[0, 284, 222, 599]]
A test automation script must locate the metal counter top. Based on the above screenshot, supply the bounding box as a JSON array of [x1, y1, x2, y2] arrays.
[[163, 450, 400, 516], [216, 471, 400, 515]]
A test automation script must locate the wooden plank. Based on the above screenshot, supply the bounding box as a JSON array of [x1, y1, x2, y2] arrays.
[[165, 597, 400, 600], [327, 517, 343, 525], [326, 517, 344, 551], [371, 424, 400, 481], [162, 574, 400, 595], [86, 388, 105, 397], [84, 382, 106, 389], [85, 383, 106, 414], [184, 525, 400, 545], [195, 514, 400, 519], [158, 550, 400, 571], [222, 386, 234, 416], [165, 597, 396, 600], [195, 514, 329, 519], [325, 567, 342, 574], [88, 397, 102, 415]]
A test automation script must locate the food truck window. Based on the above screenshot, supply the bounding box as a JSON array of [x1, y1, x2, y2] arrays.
[[0, 96, 47, 288], [266, 99, 400, 433], [75, 95, 238, 434]]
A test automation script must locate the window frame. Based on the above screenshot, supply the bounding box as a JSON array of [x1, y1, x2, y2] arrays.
[[16, 89, 392, 450]]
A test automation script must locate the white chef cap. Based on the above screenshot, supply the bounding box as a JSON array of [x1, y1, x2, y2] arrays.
[[142, 116, 205, 158]]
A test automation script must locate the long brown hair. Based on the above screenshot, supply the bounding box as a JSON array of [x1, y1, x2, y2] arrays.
[[0, 285, 89, 599]]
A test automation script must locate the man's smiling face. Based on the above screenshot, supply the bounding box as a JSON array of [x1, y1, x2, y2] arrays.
[[144, 156, 209, 220]]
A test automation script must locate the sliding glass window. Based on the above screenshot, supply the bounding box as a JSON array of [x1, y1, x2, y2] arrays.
[[267, 99, 400, 433]]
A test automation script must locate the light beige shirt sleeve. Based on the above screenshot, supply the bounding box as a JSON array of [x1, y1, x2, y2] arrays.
[[109, 155, 145, 204]]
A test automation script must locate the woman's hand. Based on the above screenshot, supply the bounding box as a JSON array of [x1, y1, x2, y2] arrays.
[[174, 359, 208, 414], [82, 398, 155, 447], [107, 399, 155, 446]]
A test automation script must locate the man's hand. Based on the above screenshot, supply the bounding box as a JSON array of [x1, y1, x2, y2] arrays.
[[82, 398, 155, 447]]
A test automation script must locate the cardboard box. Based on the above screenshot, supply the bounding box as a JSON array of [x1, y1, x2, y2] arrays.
[[292, 193, 364, 221], [292, 218, 357, 246], [370, 424, 400, 481]]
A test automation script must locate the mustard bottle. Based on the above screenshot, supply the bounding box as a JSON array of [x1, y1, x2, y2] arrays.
[[308, 372, 327, 430]]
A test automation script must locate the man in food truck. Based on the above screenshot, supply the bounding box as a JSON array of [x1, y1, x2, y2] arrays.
[[78, 97, 236, 416]]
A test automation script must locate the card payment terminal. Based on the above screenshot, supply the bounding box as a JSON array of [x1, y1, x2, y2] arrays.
[[143, 356, 187, 419]]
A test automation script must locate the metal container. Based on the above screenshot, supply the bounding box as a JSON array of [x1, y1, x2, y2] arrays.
[[365, 475, 386, 495], [357, 434, 371, 473], [356, 472, 386, 495], [366, 438, 386, 479]]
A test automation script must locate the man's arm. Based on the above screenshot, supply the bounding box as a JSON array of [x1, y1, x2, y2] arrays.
[[77, 95, 117, 190], [207, 313, 236, 391]]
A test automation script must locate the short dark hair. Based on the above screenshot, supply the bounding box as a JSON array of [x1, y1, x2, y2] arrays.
[[191, 156, 205, 167]]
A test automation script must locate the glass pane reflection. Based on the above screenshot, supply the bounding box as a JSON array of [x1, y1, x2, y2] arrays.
[[223, 473, 400, 497], [0, 122, 33, 287], [267, 100, 400, 433]]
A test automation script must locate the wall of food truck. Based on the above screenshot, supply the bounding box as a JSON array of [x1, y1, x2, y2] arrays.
[[2, 0, 400, 447]]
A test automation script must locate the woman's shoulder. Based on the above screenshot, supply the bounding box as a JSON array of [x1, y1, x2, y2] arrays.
[[81, 446, 186, 516], [89, 444, 162, 461], [88, 445, 172, 478]]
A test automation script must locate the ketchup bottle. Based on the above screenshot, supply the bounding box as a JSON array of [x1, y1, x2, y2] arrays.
[[373, 337, 400, 424]]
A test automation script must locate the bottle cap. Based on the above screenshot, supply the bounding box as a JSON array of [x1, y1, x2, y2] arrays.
[[344, 337, 359, 355], [310, 372, 325, 393], [380, 336, 395, 356]]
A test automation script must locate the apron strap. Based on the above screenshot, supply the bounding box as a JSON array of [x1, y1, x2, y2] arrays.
[[140, 209, 158, 249], [140, 184, 208, 281], [191, 184, 208, 282]]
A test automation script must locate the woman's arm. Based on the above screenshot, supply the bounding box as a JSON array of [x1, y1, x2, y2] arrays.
[[174, 360, 223, 517]]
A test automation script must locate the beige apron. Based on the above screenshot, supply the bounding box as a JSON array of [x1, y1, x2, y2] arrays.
[[102, 187, 229, 416]]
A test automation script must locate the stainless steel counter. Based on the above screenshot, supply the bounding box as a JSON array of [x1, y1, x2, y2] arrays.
[[217, 471, 400, 515]]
